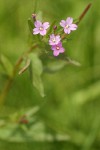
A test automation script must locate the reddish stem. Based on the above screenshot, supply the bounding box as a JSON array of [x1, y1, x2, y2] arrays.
[[78, 3, 92, 24]]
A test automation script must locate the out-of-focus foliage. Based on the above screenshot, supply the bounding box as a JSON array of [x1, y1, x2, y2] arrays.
[[0, 0, 100, 150]]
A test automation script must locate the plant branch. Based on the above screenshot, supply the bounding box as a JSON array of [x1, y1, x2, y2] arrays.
[[0, 44, 38, 106], [61, 3, 92, 40], [78, 3, 92, 24]]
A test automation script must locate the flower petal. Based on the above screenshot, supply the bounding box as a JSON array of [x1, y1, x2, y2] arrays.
[[49, 34, 61, 45], [34, 20, 42, 28], [43, 22, 50, 29], [53, 50, 60, 56], [64, 28, 68, 34], [69, 24, 78, 30], [66, 17, 73, 25], [60, 20, 66, 27], [67, 28, 71, 34], [57, 42, 62, 47], [60, 48, 65, 53], [33, 28, 39, 34], [50, 34, 55, 38], [51, 45, 56, 51], [64, 28, 71, 34], [56, 35, 61, 43], [40, 30, 46, 36]]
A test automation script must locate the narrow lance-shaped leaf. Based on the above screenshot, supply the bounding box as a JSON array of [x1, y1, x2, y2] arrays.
[[65, 57, 81, 66], [29, 53, 45, 97], [44, 60, 67, 73], [58, 55, 81, 67]]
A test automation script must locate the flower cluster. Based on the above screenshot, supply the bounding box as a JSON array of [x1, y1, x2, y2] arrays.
[[32, 15, 78, 56]]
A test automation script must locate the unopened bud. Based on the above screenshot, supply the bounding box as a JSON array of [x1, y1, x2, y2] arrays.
[[32, 14, 36, 21], [53, 25, 57, 30]]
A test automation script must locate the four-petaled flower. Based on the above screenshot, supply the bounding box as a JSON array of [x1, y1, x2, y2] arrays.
[[49, 34, 61, 45], [60, 17, 78, 34], [33, 20, 50, 36], [51, 42, 65, 56], [32, 16, 78, 56]]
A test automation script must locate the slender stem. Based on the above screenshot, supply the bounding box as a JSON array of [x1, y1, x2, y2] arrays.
[[61, 3, 92, 40], [0, 44, 38, 105], [78, 3, 92, 24]]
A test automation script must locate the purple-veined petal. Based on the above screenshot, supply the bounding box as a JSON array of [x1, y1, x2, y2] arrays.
[[43, 22, 50, 29], [34, 20, 42, 28], [66, 17, 73, 25], [60, 20, 66, 27]]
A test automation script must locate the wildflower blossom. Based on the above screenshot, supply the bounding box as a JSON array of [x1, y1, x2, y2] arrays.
[[49, 34, 61, 45], [33, 20, 50, 36], [51, 42, 65, 56], [60, 17, 78, 34]]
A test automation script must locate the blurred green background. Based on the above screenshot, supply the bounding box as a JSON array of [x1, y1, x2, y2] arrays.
[[0, 0, 100, 150]]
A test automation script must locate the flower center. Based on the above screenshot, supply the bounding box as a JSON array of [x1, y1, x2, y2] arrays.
[[65, 25, 69, 29], [56, 46, 60, 50], [52, 38, 56, 43], [39, 27, 44, 31]]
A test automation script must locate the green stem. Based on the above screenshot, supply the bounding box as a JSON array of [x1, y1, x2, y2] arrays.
[[0, 44, 38, 106]]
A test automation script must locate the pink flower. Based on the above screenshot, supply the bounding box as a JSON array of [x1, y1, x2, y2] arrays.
[[33, 20, 50, 36], [49, 34, 61, 45], [60, 17, 78, 34], [51, 42, 65, 56]]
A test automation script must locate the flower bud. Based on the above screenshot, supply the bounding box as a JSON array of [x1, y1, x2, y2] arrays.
[[32, 14, 36, 21], [53, 25, 57, 31]]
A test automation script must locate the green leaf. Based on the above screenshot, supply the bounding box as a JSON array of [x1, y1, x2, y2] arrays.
[[65, 57, 81, 66], [44, 60, 66, 73], [28, 18, 34, 34], [44, 57, 80, 74], [29, 53, 45, 97], [36, 11, 43, 21], [0, 54, 13, 77]]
